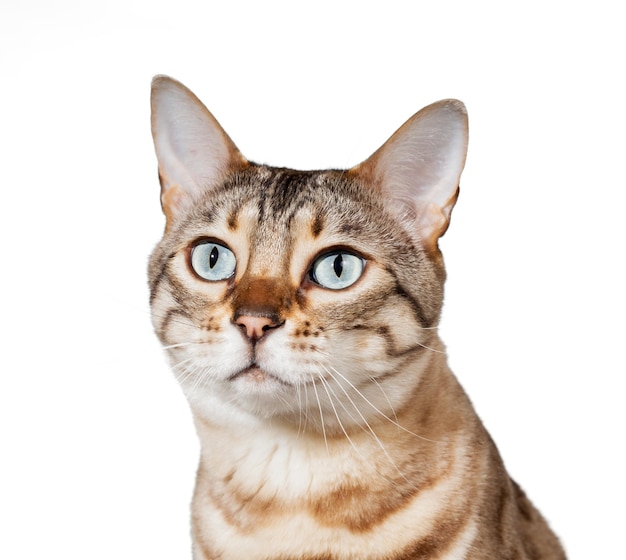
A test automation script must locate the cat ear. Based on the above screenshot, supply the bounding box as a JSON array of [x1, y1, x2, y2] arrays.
[[351, 100, 468, 250], [150, 76, 247, 227]]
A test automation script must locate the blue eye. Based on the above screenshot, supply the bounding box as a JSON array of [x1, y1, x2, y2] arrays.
[[310, 251, 364, 290], [190, 241, 236, 281]]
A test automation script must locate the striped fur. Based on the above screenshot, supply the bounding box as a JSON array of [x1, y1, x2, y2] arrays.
[[148, 76, 565, 559]]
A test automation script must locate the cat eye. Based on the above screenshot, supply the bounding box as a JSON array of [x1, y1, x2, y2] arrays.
[[190, 241, 236, 281], [310, 251, 365, 290]]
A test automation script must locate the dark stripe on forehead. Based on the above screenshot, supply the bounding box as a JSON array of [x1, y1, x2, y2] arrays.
[[227, 207, 239, 230], [256, 168, 320, 222], [311, 212, 325, 237]]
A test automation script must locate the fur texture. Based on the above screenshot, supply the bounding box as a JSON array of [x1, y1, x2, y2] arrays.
[[148, 76, 565, 559]]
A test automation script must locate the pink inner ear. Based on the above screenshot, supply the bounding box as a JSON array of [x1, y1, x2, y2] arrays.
[[161, 184, 187, 230], [351, 100, 468, 249], [416, 189, 460, 247], [151, 76, 247, 225]]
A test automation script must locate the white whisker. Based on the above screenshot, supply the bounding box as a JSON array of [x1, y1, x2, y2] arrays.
[[171, 357, 197, 383], [298, 381, 309, 434], [415, 341, 445, 354], [310, 374, 329, 453], [318, 368, 362, 427], [177, 364, 202, 387], [162, 341, 198, 350], [316, 372, 362, 459], [369, 375, 400, 425], [322, 366, 408, 483], [295, 379, 313, 438], [328, 365, 440, 444]]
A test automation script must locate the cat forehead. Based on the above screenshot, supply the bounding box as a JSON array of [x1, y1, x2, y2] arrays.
[[194, 165, 382, 236]]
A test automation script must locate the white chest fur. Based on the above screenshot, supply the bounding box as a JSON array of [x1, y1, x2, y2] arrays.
[[191, 417, 477, 559]]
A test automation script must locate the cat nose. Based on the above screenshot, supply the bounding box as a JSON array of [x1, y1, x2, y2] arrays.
[[235, 315, 282, 341]]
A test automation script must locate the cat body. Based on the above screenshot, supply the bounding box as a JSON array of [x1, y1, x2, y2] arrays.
[[148, 76, 565, 559]]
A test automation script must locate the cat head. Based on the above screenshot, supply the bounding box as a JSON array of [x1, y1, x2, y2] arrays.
[[148, 76, 468, 432]]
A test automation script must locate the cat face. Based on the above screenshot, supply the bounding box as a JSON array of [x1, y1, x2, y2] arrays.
[[148, 77, 468, 434]]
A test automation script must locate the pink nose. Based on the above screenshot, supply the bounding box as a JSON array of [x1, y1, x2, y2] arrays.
[[236, 315, 277, 340]]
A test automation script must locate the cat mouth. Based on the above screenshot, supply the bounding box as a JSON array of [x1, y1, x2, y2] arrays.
[[229, 365, 290, 386]]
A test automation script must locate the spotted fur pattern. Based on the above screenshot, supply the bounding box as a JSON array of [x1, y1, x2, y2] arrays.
[[148, 76, 566, 559]]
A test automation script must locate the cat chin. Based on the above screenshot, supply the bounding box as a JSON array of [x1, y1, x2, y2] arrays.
[[228, 365, 293, 392], [182, 370, 298, 422]]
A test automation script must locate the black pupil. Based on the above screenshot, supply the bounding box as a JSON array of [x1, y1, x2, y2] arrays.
[[209, 246, 219, 269], [333, 254, 344, 277]]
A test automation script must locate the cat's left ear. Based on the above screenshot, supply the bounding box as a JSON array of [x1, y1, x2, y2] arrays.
[[350, 100, 468, 250], [150, 76, 247, 228]]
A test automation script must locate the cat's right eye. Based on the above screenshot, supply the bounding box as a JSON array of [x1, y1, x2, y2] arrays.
[[190, 241, 236, 281]]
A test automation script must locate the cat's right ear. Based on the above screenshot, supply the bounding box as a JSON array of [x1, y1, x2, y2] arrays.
[[150, 76, 247, 229]]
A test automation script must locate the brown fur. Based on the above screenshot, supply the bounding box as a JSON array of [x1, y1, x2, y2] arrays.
[[148, 76, 566, 559]]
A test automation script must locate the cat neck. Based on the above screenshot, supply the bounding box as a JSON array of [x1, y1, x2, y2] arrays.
[[190, 348, 479, 496], [188, 352, 488, 558]]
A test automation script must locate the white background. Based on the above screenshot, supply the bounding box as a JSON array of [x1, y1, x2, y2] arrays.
[[1, 1, 624, 558]]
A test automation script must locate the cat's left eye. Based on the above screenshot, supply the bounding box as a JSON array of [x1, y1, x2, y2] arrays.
[[190, 241, 236, 281], [310, 251, 365, 290]]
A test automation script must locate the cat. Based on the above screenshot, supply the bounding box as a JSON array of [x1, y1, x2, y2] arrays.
[[148, 75, 566, 560]]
